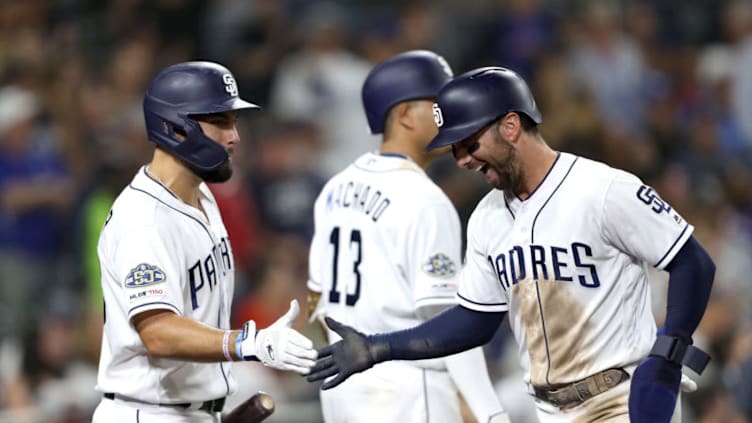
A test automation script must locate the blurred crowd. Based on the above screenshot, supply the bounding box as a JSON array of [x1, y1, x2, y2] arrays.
[[0, 0, 751, 422]]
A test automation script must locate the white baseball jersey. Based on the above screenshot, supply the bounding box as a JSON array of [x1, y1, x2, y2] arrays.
[[308, 152, 464, 422], [308, 152, 462, 336], [458, 153, 693, 388], [95, 166, 236, 404]]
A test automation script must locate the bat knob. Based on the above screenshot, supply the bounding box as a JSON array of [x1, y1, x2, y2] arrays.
[[256, 392, 275, 413]]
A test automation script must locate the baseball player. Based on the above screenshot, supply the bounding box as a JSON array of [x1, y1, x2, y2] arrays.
[[306, 51, 509, 423], [91, 61, 317, 423], [307, 67, 716, 423]]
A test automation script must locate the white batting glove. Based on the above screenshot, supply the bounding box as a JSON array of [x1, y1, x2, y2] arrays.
[[236, 300, 318, 375], [487, 411, 512, 423], [680, 373, 698, 393]]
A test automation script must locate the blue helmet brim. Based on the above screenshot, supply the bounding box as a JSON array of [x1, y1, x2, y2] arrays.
[[425, 119, 493, 152]]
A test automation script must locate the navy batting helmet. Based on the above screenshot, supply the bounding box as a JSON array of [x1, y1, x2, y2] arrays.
[[426, 67, 542, 151], [362, 50, 453, 134], [143, 61, 259, 171]]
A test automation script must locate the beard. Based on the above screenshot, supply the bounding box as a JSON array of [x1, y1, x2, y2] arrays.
[[189, 160, 234, 183], [486, 138, 524, 193]]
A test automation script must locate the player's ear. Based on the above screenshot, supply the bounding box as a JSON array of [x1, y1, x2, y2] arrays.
[[394, 102, 415, 131], [499, 113, 521, 144]]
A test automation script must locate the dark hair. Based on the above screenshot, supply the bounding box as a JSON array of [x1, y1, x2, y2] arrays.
[[518, 113, 540, 135]]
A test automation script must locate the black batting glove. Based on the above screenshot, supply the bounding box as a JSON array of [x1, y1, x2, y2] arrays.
[[306, 317, 391, 390]]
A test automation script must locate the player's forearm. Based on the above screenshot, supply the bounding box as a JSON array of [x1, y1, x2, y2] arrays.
[[371, 305, 504, 361], [664, 235, 715, 341], [135, 310, 239, 362]]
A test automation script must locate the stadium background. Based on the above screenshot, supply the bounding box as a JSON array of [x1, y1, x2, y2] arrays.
[[0, 0, 751, 421]]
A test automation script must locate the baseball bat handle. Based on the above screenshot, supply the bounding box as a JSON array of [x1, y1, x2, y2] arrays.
[[222, 391, 275, 423]]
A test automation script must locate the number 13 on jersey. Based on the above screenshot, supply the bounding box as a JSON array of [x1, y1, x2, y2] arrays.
[[328, 226, 362, 306]]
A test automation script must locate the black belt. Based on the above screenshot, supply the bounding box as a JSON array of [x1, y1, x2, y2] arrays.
[[532, 368, 629, 409], [104, 392, 226, 413]]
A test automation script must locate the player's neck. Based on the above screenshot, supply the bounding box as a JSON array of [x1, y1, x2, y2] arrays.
[[147, 149, 203, 209], [379, 139, 429, 169], [517, 140, 558, 200]]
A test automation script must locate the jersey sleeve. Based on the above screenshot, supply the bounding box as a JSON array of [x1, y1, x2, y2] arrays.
[[457, 207, 510, 312], [113, 226, 185, 320], [602, 173, 694, 270], [404, 201, 463, 312]]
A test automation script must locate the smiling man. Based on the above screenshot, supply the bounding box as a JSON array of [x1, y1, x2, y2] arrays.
[[92, 61, 317, 423], [306, 51, 508, 423], [307, 67, 716, 423]]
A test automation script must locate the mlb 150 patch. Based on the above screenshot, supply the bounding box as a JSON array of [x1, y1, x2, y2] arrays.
[[125, 263, 167, 288], [422, 253, 456, 278]]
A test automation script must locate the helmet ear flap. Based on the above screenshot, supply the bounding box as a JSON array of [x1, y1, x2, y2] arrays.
[[163, 118, 184, 139], [171, 118, 229, 172], [171, 114, 195, 139]]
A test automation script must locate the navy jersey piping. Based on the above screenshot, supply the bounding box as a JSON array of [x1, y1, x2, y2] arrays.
[[458, 292, 507, 307], [503, 194, 515, 219], [655, 223, 690, 268], [528, 156, 578, 386], [219, 361, 230, 396], [218, 308, 230, 395], [535, 281, 554, 385], [514, 152, 562, 202], [143, 167, 179, 200], [126, 184, 232, 394], [530, 157, 578, 243], [422, 369, 429, 423], [127, 185, 215, 243], [129, 302, 180, 316], [380, 152, 409, 160]]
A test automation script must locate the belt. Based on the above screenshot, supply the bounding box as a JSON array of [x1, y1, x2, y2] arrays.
[[532, 368, 629, 409], [103, 392, 226, 413]]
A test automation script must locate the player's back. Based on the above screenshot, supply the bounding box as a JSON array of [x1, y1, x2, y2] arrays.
[[308, 152, 462, 339]]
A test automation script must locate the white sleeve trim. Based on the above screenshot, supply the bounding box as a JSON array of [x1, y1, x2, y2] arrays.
[[654, 223, 694, 270], [127, 302, 181, 321], [458, 293, 508, 313]]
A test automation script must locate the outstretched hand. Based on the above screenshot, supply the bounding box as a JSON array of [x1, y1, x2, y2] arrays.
[[238, 300, 318, 375], [306, 317, 390, 390]]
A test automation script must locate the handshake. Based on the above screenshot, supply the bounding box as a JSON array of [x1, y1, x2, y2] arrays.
[[237, 305, 383, 382]]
